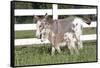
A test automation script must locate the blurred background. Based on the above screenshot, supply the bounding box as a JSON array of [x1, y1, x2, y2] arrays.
[[14, 1, 97, 24]]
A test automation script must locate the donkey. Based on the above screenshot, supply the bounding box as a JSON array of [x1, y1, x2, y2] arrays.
[[41, 28, 78, 55], [35, 13, 91, 55]]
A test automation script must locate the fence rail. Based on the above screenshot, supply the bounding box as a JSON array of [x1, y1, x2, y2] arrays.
[[15, 21, 96, 31], [15, 22, 97, 46], [15, 9, 96, 16], [15, 34, 96, 46]]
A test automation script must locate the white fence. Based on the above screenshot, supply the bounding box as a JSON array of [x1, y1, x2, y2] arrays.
[[15, 22, 96, 31], [15, 23, 97, 46], [14, 4, 97, 46], [15, 9, 96, 16], [15, 34, 96, 46]]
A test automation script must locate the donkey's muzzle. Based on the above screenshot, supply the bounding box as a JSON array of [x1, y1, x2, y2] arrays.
[[40, 34, 42, 39], [37, 34, 42, 39]]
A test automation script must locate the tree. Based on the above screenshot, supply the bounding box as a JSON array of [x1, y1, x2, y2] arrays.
[[15, 2, 33, 9]]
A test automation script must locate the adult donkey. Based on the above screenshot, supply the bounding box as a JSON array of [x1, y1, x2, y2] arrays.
[[35, 13, 91, 55]]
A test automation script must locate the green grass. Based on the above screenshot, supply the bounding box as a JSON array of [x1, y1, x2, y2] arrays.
[[15, 28, 96, 39], [15, 41, 97, 66], [83, 27, 96, 35], [15, 30, 36, 39]]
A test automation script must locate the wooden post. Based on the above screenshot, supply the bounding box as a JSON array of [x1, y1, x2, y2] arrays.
[[52, 4, 58, 19]]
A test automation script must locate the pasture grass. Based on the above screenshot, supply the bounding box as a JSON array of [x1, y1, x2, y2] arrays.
[[83, 27, 96, 35], [15, 41, 97, 66], [15, 30, 36, 39], [15, 28, 96, 39]]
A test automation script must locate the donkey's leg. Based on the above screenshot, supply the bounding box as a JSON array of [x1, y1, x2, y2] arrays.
[[77, 37, 83, 49], [78, 40, 83, 49], [51, 47, 55, 56], [69, 46, 74, 55], [74, 47, 79, 55], [51, 36, 56, 55], [55, 46, 61, 54], [75, 34, 83, 49], [67, 42, 74, 55], [72, 42, 79, 55]]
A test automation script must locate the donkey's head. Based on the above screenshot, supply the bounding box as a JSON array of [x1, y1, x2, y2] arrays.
[[35, 13, 50, 39]]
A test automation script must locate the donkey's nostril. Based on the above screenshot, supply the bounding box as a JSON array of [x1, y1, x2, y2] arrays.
[[41, 40, 43, 42], [40, 34, 42, 39]]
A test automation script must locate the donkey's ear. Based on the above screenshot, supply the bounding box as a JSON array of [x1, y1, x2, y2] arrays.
[[44, 13, 48, 19], [83, 16, 91, 25], [34, 15, 39, 20]]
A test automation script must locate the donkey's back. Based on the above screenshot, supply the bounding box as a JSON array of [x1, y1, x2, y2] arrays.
[[50, 16, 75, 34]]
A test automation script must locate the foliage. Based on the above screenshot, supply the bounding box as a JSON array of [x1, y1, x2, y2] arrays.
[[58, 4, 96, 9], [15, 2, 52, 9], [15, 2, 33, 9]]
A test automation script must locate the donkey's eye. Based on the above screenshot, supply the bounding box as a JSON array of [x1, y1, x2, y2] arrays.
[[43, 33, 46, 35], [76, 23, 78, 26], [39, 25, 42, 27]]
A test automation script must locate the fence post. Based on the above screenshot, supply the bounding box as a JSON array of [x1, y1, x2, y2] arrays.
[[52, 4, 58, 19]]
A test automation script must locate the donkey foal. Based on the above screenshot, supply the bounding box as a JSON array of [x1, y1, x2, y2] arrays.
[[41, 28, 79, 55]]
